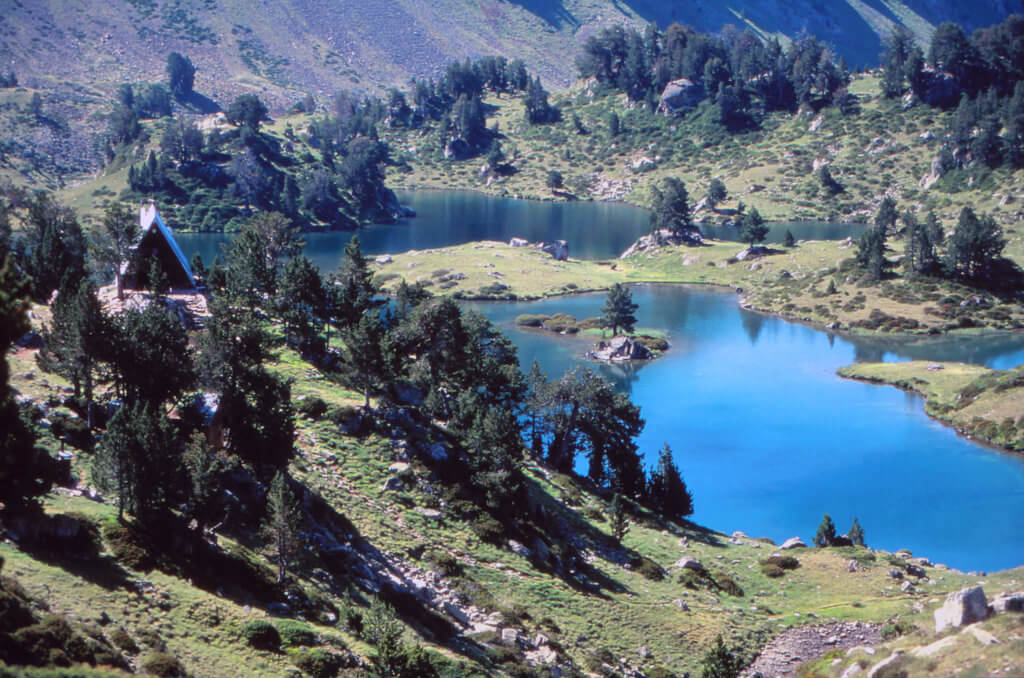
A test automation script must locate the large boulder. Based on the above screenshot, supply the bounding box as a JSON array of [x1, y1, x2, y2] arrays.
[[588, 336, 652, 362], [934, 586, 991, 632], [538, 240, 569, 261], [658, 78, 704, 114], [991, 591, 1024, 614], [674, 556, 705, 572], [780, 537, 806, 550], [920, 68, 960, 108]]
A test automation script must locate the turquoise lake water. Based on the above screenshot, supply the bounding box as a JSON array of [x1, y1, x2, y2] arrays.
[[464, 286, 1024, 573], [177, 191, 1024, 571]]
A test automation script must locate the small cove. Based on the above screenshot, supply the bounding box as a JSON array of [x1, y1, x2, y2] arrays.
[[177, 190, 1024, 571]]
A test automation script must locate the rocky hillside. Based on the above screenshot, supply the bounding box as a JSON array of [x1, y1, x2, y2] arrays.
[[1, 0, 1015, 106]]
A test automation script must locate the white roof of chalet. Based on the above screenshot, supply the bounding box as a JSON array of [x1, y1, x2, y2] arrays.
[[139, 203, 196, 288]]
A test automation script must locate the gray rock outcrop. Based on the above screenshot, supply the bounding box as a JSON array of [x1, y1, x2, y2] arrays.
[[934, 586, 990, 633], [658, 78, 704, 114], [781, 537, 806, 550], [991, 591, 1024, 614], [586, 336, 652, 362]]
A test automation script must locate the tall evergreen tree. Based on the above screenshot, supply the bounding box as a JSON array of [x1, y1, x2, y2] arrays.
[[265, 471, 302, 584], [167, 52, 197, 99], [610, 493, 629, 545], [601, 283, 638, 336], [38, 279, 111, 429], [814, 513, 837, 547], [331, 235, 380, 331], [91, 202, 140, 300], [739, 208, 768, 246], [946, 206, 1005, 280], [22, 193, 86, 302], [647, 443, 694, 521], [199, 300, 295, 474], [92, 403, 179, 522], [0, 256, 62, 515], [649, 177, 692, 237], [848, 517, 865, 547], [112, 300, 195, 409]]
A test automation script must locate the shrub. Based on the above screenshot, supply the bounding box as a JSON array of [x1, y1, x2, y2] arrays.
[[425, 550, 462, 577], [714, 572, 744, 597], [140, 651, 187, 677], [242, 619, 281, 651], [647, 668, 677, 678], [760, 555, 800, 570], [515, 314, 547, 327], [292, 648, 343, 678], [297, 397, 329, 420], [102, 521, 156, 571], [634, 335, 669, 352], [276, 620, 317, 647], [109, 627, 139, 654], [469, 513, 504, 543], [761, 564, 785, 578], [633, 557, 665, 581], [880, 620, 916, 640]]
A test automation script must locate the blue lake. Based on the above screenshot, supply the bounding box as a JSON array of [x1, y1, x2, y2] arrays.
[[464, 286, 1024, 573], [177, 191, 1024, 571]]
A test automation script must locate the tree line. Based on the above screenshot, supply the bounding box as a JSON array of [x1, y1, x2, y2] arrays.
[[856, 197, 1007, 284], [882, 15, 1024, 171], [577, 23, 850, 128]]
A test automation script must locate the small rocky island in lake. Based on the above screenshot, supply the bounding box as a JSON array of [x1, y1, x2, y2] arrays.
[[514, 312, 669, 361]]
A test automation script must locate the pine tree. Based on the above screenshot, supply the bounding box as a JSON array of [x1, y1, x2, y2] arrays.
[[265, 471, 302, 585], [601, 283, 638, 336], [784, 230, 796, 248], [365, 598, 407, 678], [0, 256, 62, 515], [332, 235, 380, 332], [946, 206, 1005, 280], [856, 227, 887, 281], [814, 513, 837, 547], [38, 279, 111, 429], [92, 404, 178, 522], [700, 635, 743, 678], [647, 443, 694, 521], [610, 493, 629, 545], [739, 208, 768, 246], [848, 517, 865, 547], [91, 202, 140, 300], [341, 312, 387, 409], [649, 177, 691, 236]]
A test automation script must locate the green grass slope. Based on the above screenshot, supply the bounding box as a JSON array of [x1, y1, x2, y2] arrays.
[[5, 319, 1024, 678]]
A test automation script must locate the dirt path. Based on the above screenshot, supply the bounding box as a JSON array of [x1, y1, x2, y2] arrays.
[[745, 621, 882, 677]]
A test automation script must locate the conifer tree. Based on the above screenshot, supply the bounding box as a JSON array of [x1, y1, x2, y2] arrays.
[[601, 283, 638, 336], [814, 513, 837, 547], [739, 208, 768, 246], [848, 516, 865, 547], [647, 443, 694, 521], [649, 177, 691, 236], [265, 471, 301, 585], [39, 279, 110, 429], [0, 256, 62, 515], [700, 635, 743, 678], [610, 493, 629, 545], [93, 404, 178, 522], [784, 230, 796, 248], [91, 202, 140, 300]]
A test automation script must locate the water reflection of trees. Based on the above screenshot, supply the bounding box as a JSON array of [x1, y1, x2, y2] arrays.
[[849, 332, 1024, 367], [592, 359, 645, 395], [740, 310, 765, 346]]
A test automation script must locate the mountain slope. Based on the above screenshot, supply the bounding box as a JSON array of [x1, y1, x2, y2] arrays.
[[1, 0, 1014, 110]]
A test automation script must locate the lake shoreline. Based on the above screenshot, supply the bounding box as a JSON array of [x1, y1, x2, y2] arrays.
[[837, 361, 1024, 457]]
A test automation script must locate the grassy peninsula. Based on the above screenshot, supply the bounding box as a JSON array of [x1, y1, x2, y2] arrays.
[[373, 238, 1024, 335]]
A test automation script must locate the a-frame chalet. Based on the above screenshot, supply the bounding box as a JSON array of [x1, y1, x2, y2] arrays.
[[126, 203, 197, 290]]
